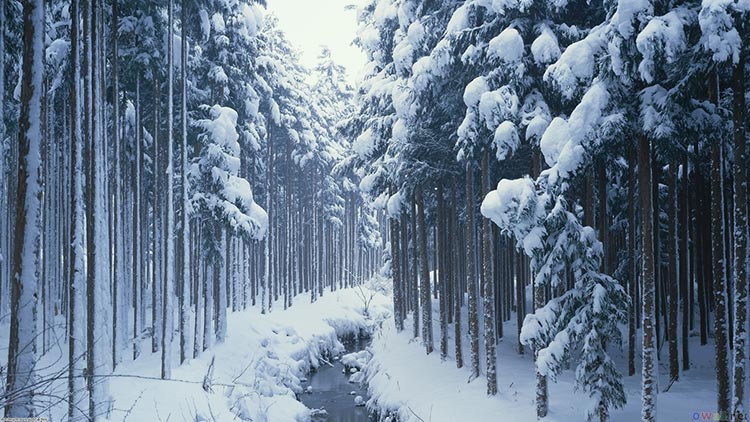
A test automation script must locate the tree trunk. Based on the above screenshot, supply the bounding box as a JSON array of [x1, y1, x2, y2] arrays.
[[416, 186, 433, 354], [481, 151, 497, 396], [709, 73, 731, 416], [639, 134, 657, 422], [409, 206, 419, 339], [390, 190, 404, 331], [437, 184, 448, 359], [111, 0, 122, 371], [217, 229, 228, 342], [668, 162, 679, 381], [465, 161, 480, 379], [178, 0, 190, 366], [451, 176, 463, 369], [152, 79, 162, 354], [5, 0, 43, 416], [627, 143, 636, 377], [680, 152, 690, 372], [161, 0, 175, 380], [68, 1, 86, 417], [731, 48, 747, 417], [87, 2, 112, 418]]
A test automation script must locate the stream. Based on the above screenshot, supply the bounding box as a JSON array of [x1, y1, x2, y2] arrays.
[[300, 336, 374, 422]]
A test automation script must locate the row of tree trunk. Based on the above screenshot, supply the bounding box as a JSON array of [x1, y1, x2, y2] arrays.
[[0, 1, 383, 419]]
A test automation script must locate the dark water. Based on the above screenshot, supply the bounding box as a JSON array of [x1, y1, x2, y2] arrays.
[[300, 336, 373, 422]]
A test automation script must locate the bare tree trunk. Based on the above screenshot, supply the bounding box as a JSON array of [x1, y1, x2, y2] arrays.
[[437, 184, 448, 359], [451, 177, 463, 369], [639, 133, 657, 422], [668, 162, 679, 381], [68, 1, 86, 417], [217, 229, 228, 342], [409, 207, 419, 339], [416, 186, 433, 354], [695, 150, 709, 346], [465, 161, 480, 379], [731, 45, 748, 419], [152, 79, 162, 354], [481, 151, 497, 396], [709, 73, 731, 416], [87, 1, 112, 417], [627, 144, 636, 377], [161, 0, 175, 380], [5, 0, 43, 416], [178, 0, 190, 366], [111, 0, 122, 371], [680, 152, 690, 372], [390, 190, 404, 331], [0, 0, 6, 318]]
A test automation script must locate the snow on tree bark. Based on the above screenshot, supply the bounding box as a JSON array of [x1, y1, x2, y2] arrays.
[[161, 0, 175, 380], [68, 0, 86, 418], [731, 44, 748, 419], [709, 73, 730, 417], [416, 186, 433, 355], [5, 0, 43, 416], [465, 161, 480, 380], [179, 0, 191, 366], [481, 151, 497, 396]]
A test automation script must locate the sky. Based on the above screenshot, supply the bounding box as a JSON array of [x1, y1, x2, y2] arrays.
[[265, 1, 367, 84]]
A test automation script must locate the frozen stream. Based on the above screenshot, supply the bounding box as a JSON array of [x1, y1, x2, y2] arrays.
[[300, 336, 373, 422]]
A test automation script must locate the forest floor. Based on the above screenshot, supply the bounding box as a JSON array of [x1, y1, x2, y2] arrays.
[[0, 285, 391, 422], [0, 281, 720, 422], [365, 287, 718, 422]]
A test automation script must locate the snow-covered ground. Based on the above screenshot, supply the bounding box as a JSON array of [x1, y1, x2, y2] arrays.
[[0, 286, 390, 422], [365, 291, 717, 422], [0, 281, 720, 422]]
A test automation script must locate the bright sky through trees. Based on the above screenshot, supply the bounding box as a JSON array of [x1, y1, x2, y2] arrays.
[[266, 0, 365, 83]]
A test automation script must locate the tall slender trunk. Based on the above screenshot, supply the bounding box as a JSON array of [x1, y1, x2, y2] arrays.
[[731, 48, 747, 417], [627, 144, 637, 377], [695, 148, 709, 345], [709, 73, 731, 416], [668, 162, 679, 381], [481, 151, 497, 396], [161, 0, 175, 380], [0, 0, 6, 318], [451, 177, 463, 369], [416, 186, 433, 354], [68, 1, 86, 418], [409, 204, 419, 338], [465, 161, 480, 379], [87, 1, 112, 418], [5, 0, 43, 416], [217, 229, 228, 342], [152, 80, 162, 354], [194, 221, 203, 357], [639, 134, 657, 422], [390, 190, 404, 331], [203, 255, 213, 351], [437, 184, 448, 359], [135, 77, 146, 359], [179, 0, 190, 365], [680, 153, 690, 372], [111, 0, 122, 371]]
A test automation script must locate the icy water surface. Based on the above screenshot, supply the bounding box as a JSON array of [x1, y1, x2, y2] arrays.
[[300, 336, 373, 422]]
